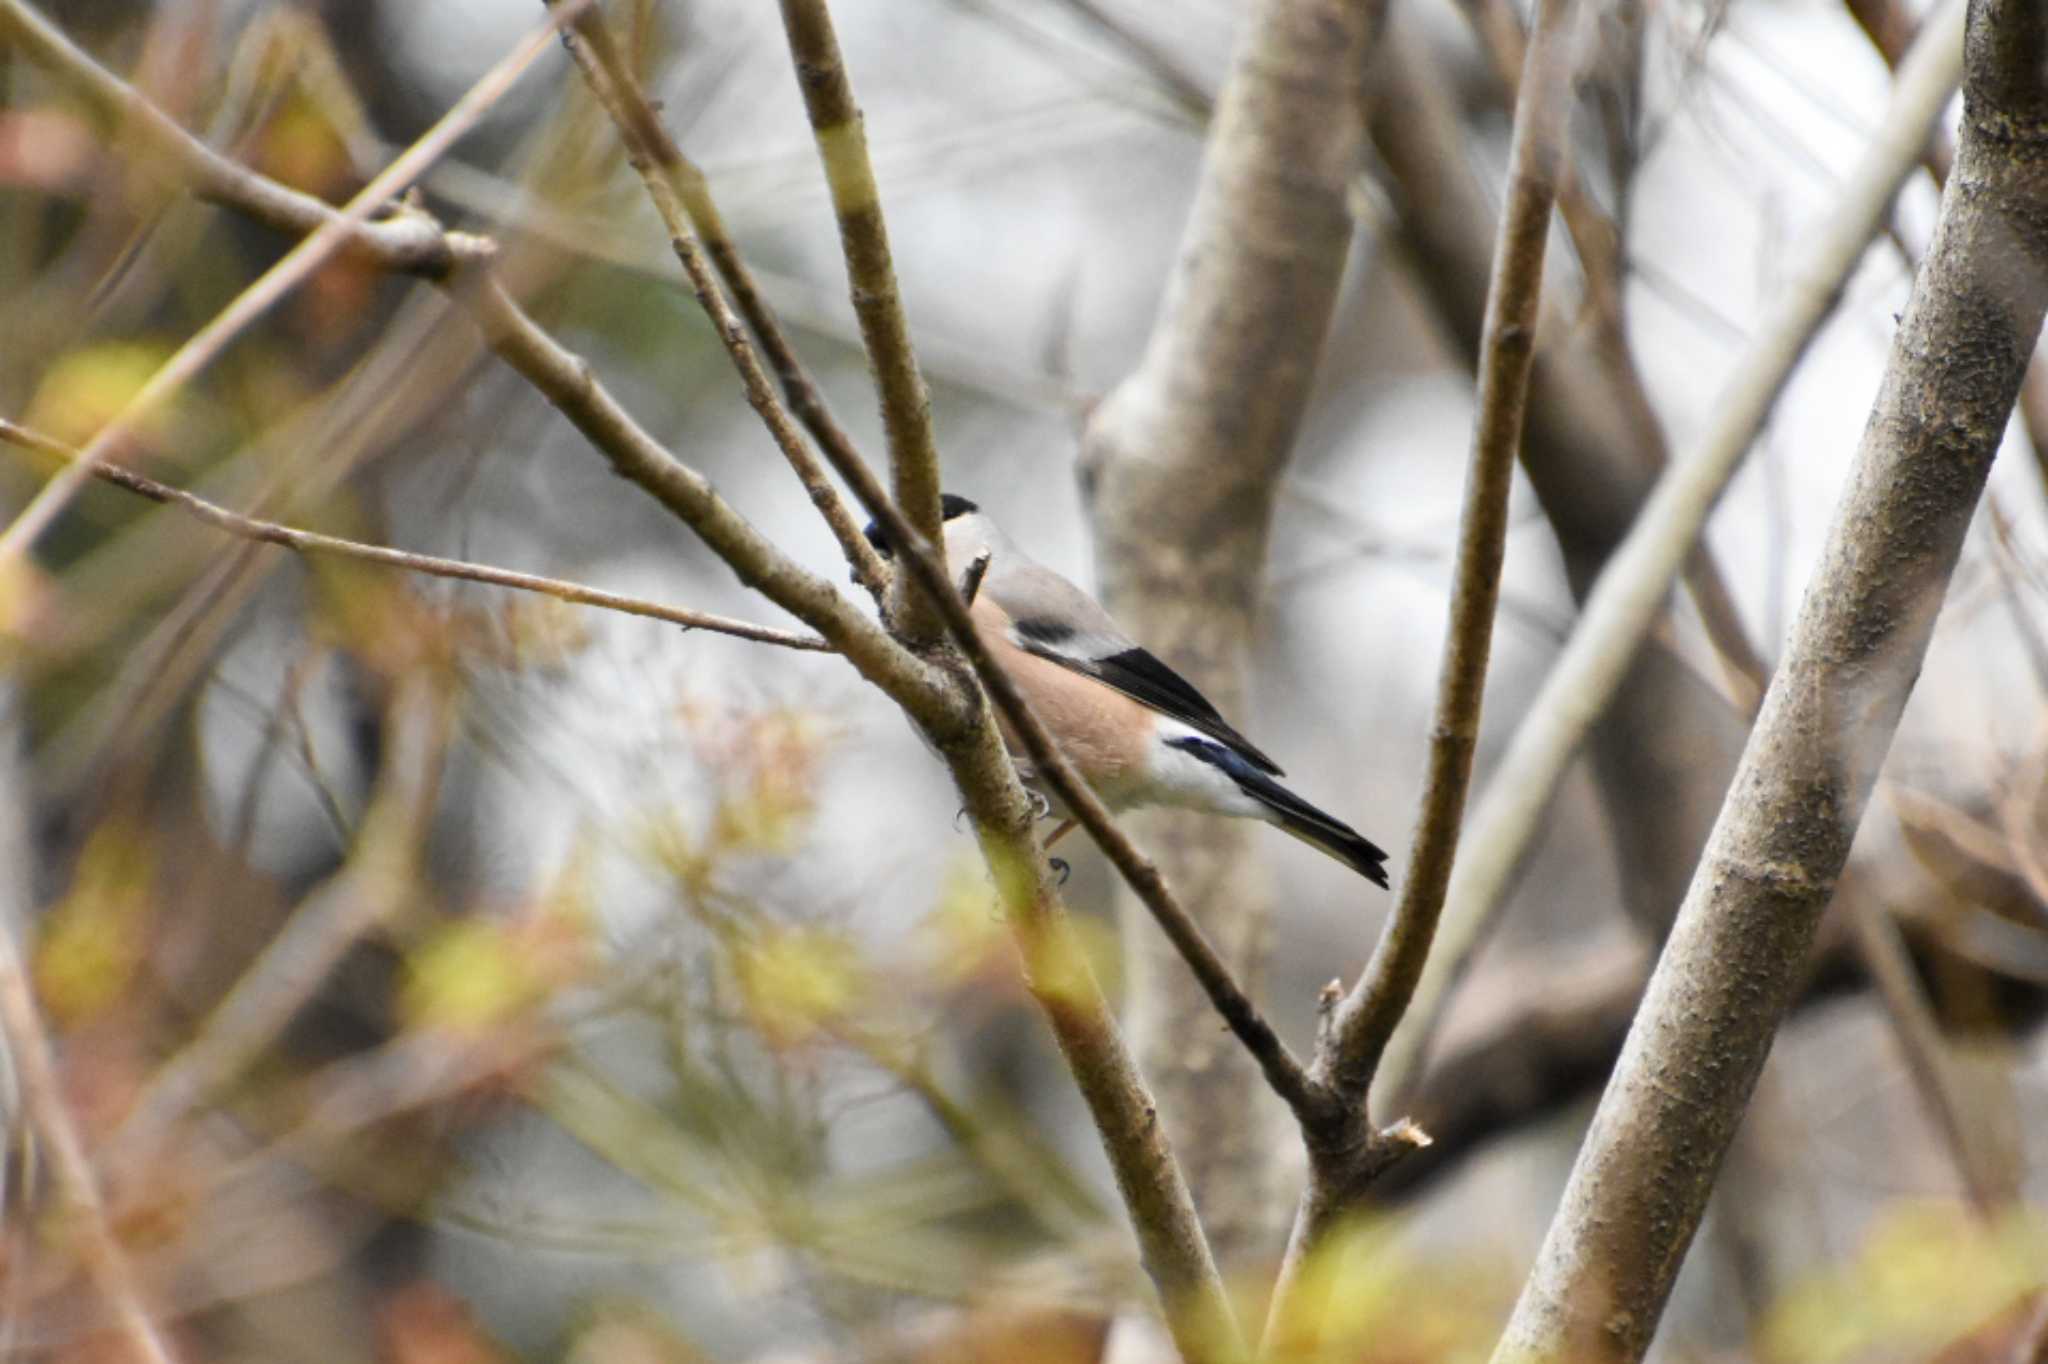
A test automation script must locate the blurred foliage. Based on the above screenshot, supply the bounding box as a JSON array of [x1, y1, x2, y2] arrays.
[[1, 1, 2045, 1362], [1763, 1203, 2048, 1364]]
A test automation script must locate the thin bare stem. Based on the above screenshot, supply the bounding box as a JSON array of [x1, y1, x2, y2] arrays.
[[10, 16, 1241, 1351], [0, 419, 832, 651], [0, 0, 580, 565], [454, 276, 950, 708], [1324, 0, 1573, 1097], [104, 675, 453, 1172], [0, 417, 831, 651], [776, 0, 948, 646], [0, 901, 177, 1363], [1379, 0, 1969, 1095], [0, 0, 455, 274], [1843, 873, 2011, 1214], [542, 2, 890, 600], [1265, 0, 1577, 1345]]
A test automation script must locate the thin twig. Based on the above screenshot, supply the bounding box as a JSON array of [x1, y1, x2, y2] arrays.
[[104, 675, 453, 1172], [1265, 0, 1577, 1345], [776, 0, 948, 647], [1323, 0, 1573, 1097], [11, 18, 1243, 1353], [1843, 873, 2011, 1214], [0, 418, 830, 651], [0, 0, 579, 565], [1492, 0, 2048, 1352], [542, 2, 890, 600], [1381, 0, 1968, 1094], [0, 891, 177, 1363], [454, 275, 945, 706], [0, 1, 454, 275], [885, 511, 1329, 1124]]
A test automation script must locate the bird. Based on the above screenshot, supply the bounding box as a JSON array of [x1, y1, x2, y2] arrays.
[[863, 494, 1389, 888]]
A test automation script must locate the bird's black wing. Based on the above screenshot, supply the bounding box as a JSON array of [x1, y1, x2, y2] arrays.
[[1010, 616, 1285, 777]]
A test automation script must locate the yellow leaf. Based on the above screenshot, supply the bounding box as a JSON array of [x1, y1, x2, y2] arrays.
[[23, 342, 174, 450], [1761, 1202, 2048, 1364], [35, 818, 154, 1025], [402, 921, 542, 1033], [735, 926, 864, 1049]]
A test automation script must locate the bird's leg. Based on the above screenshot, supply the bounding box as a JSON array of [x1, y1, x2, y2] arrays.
[[1044, 818, 1077, 848]]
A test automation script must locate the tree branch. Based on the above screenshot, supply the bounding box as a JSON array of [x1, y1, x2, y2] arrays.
[[776, 0, 948, 647], [1076, 0, 1386, 1270], [0, 418, 832, 652], [1264, 0, 1577, 1342], [9, 15, 1245, 1353], [540, 2, 890, 601], [1492, 1, 2048, 1355], [1378, 0, 1969, 1095], [0, 814, 176, 1363], [453, 274, 949, 710], [0, 0, 576, 566]]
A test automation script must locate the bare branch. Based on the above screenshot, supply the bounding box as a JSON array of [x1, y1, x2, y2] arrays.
[[1493, 0, 2048, 1354], [1264, 0, 1578, 1342], [0, 418, 831, 652], [454, 275, 950, 710], [1076, 0, 1386, 1268], [776, 0, 948, 646], [0, 0, 573, 565], [0, 833, 176, 1363], [541, 2, 891, 600], [1323, 0, 1574, 1099], [1380, 0, 1969, 1093], [0, 0, 456, 275], [105, 675, 454, 1172], [8, 14, 1240, 1352]]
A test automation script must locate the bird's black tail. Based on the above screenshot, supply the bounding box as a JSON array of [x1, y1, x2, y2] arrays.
[[1167, 737, 1390, 888]]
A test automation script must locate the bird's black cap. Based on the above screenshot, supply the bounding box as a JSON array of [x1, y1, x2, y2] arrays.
[[863, 494, 978, 557]]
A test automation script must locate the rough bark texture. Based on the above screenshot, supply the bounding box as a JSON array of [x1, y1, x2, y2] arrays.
[[1076, 0, 1379, 1269], [1492, 4, 2048, 1358]]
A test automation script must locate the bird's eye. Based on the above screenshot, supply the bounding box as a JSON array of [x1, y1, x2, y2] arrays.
[[862, 520, 894, 558]]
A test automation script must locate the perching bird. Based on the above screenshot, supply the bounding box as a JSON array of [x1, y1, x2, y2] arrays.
[[864, 495, 1389, 888]]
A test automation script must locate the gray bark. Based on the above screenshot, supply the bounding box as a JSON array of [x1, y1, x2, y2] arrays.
[[1078, 0, 1380, 1267], [1491, 3, 2048, 1358]]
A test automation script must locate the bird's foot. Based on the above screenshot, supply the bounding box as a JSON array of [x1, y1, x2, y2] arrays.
[[1048, 857, 1071, 886], [1025, 789, 1052, 821]]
